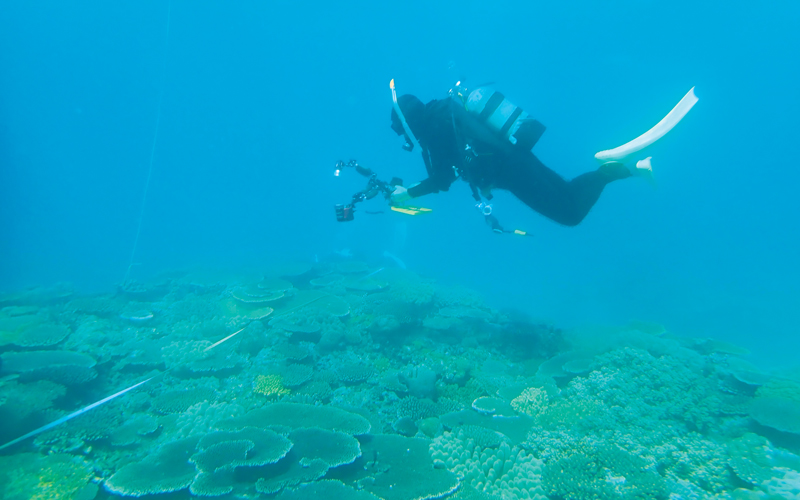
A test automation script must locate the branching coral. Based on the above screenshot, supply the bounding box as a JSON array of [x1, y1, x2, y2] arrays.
[[564, 347, 719, 433], [541, 440, 666, 500], [254, 374, 291, 397], [0, 453, 95, 500], [727, 433, 774, 485], [430, 430, 546, 500], [511, 387, 548, 417]]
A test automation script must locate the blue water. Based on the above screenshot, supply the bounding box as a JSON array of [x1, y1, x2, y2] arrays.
[[3, 0, 798, 365], [2, 2, 800, 498]]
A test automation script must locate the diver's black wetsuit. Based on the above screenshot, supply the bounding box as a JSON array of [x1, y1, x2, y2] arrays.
[[406, 98, 631, 227]]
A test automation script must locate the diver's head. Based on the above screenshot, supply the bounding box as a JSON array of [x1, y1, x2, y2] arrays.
[[390, 94, 425, 150]]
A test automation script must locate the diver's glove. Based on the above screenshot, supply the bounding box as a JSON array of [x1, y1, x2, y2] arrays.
[[391, 185, 412, 204]]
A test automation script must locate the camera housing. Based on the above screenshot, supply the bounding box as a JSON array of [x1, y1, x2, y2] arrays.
[[335, 204, 355, 222]]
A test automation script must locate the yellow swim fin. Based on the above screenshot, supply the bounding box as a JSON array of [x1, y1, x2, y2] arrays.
[[390, 206, 432, 216]]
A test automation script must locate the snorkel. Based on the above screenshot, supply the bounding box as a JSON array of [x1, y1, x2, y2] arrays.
[[390, 79, 422, 152]]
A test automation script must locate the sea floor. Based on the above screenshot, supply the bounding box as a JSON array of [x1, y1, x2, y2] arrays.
[[0, 262, 798, 500]]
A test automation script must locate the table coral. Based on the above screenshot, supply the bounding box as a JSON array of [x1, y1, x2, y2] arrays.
[[749, 378, 800, 434], [202, 427, 291, 465], [109, 414, 160, 447], [104, 437, 200, 496], [355, 434, 460, 500], [216, 403, 371, 435], [10, 322, 71, 347], [277, 479, 382, 500], [1, 350, 97, 385], [191, 439, 254, 473], [288, 427, 361, 467], [151, 387, 216, 414], [397, 396, 439, 420], [255, 457, 329, 495], [335, 363, 377, 384], [0, 379, 66, 421]]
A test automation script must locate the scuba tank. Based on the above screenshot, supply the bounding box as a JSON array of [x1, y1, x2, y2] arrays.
[[454, 83, 546, 151]]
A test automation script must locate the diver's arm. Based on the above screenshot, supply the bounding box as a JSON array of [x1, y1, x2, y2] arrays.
[[391, 176, 452, 204], [407, 177, 449, 197]]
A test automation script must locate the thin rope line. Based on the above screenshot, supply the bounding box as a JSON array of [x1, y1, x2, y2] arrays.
[[124, 0, 172, 283]]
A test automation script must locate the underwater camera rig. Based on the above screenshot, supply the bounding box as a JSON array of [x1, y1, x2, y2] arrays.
[[334, 160, 402, 222]]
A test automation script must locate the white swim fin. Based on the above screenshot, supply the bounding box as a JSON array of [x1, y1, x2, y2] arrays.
[[595, 87, 698, 163]]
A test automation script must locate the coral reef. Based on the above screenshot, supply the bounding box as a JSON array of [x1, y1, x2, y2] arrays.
[[0, 453, 96, 500], [0, 266, 796, 500]]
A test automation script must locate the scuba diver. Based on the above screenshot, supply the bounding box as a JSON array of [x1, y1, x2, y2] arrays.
[[387, 81, 697, 227]]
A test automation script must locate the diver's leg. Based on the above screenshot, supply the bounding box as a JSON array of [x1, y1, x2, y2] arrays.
[[497, 154, 630, 226]]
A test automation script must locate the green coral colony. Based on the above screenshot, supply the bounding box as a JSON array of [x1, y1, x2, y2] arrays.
[[0, 263, 799, 500]]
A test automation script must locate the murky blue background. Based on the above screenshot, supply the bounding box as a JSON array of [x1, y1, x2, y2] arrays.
[[2, 0, 798, 365]]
